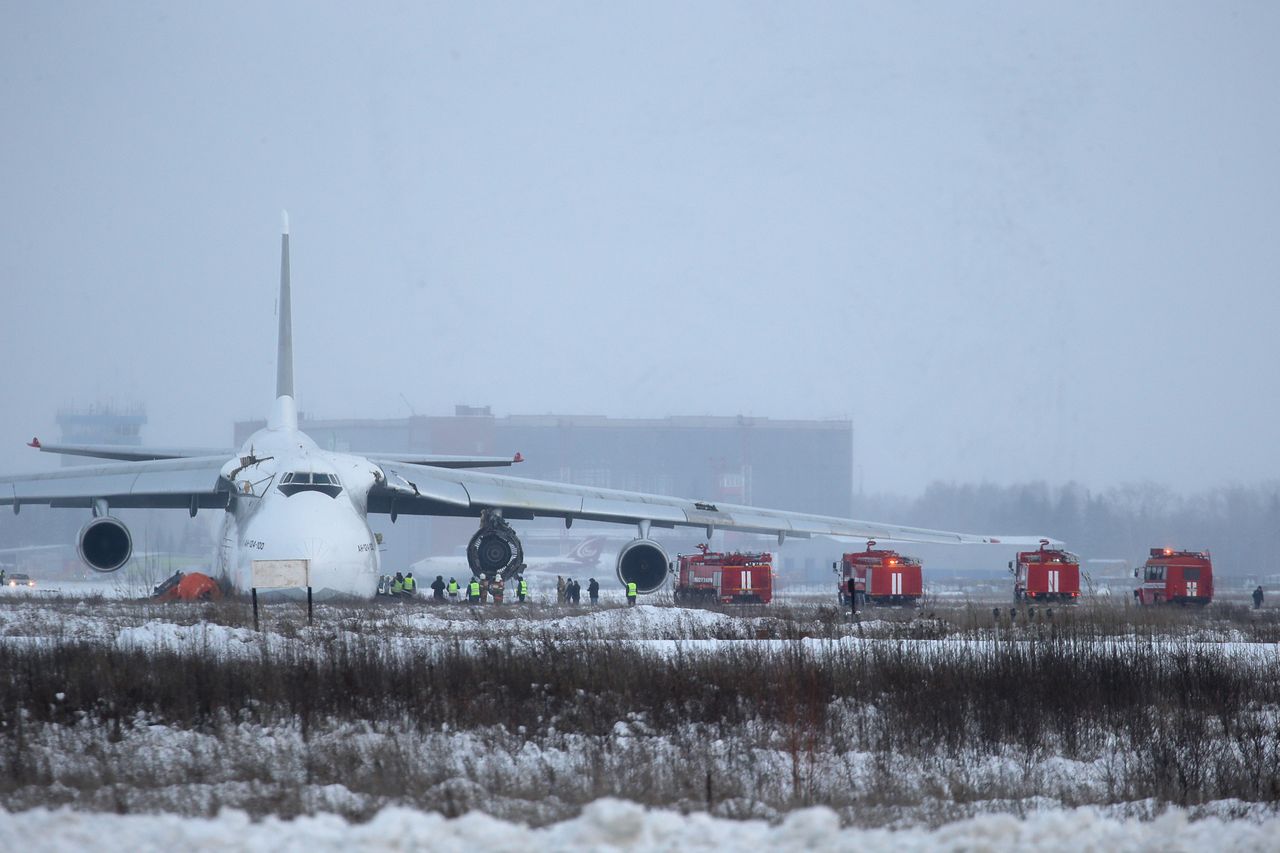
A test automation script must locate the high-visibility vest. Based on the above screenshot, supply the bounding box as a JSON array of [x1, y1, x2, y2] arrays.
[[393, 579, 404, 592], [404, 576, 416, 591], [468, 581, 481, 598], [448, 580, 459, 594], [518, 580, 528, 596], [627, 582, 637, 597]]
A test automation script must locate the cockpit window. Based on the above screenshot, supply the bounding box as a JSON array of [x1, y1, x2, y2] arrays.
[[278, 471, 342, 498]]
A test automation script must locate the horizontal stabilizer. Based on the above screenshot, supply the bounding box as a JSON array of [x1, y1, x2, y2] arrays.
[[365, 453, 523, 469]]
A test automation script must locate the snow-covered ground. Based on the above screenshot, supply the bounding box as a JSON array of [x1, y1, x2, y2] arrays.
[[1, 595, 1277, 848], [3, 799, 1278, 852], [2, 594, 1274, 639]]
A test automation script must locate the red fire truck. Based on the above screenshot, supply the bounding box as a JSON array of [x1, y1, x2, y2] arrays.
[[1010, 540, 1081, 603], [833, 541, 923, 607], [672, 545, 773, 604], [1133, 547, 1213, 606]]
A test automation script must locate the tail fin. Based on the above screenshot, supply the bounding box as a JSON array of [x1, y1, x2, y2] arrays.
[[276, 211, 294, 399], [569, 537, 605, 563]]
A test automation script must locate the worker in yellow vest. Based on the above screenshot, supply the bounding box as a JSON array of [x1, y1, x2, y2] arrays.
[[517, 575, 529, 603], [467, 577, 481, 604], [447, 577, 460, 601], [626, 580, 638, 606]]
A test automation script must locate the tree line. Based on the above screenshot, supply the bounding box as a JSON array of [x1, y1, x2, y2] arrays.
[[851, 481, 1280, 576]]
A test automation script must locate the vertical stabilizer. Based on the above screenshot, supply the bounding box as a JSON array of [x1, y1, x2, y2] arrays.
[[276, 211, 294, 400]]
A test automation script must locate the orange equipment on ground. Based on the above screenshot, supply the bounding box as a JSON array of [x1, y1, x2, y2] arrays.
[[152, 570, 224, 602], [1134, 547, 1213, 606], [834, 540, 924, 607], [673, 544, 773, 604]]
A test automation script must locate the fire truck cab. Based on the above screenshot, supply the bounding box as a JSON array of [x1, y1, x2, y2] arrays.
[[673, 545, 773, 605], [1134, 547, 1213, 606], [1010, 540, 1081, 603], [833, 541, 923, 607]]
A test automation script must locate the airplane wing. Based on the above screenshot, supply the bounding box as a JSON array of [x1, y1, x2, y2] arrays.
[[26, 438, 232, 462], [368, 461, 1053, 546], [0, 456, 233, 511]]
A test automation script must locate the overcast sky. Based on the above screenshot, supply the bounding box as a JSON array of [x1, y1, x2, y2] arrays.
[[1, 2, 1277, 496]]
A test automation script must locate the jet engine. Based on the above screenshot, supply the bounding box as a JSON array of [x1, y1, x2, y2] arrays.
[[615, 539, 668, 594], [467, 509, 524, 579], [77, 516, 133, 573]]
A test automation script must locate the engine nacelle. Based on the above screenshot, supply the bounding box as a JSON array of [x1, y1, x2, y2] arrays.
[[616, 539, 668, 594], [467, 509, 524, 579], [77, 516, 133, 573]]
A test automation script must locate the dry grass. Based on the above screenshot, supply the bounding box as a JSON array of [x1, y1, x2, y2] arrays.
[[0, 600, 1277, 824]]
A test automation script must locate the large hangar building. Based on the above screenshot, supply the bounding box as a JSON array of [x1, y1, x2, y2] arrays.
[[233, 407, 853, 578]]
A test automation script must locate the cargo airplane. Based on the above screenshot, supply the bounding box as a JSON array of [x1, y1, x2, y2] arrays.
[[0, 218, 1056, 596]]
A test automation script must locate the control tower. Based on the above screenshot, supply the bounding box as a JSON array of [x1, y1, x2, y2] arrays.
[[55, 402, 147, 466]]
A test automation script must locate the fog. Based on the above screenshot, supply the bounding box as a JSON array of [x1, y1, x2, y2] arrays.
[[2, 2, 1278, 497]]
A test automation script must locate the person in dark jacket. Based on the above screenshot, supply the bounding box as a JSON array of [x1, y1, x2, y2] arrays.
[[587, 577, 600, 605], [1254, 585, 1265, 609], [431, 575, 447, 601]]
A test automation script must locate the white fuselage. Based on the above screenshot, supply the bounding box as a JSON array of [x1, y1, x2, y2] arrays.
[[214, 397, 381, 597]]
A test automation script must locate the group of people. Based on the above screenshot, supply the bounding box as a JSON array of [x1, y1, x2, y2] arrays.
[[379, 570, 640, 606], [425, 573, 531, 604], [378, 572, 419, 596], [379, 572, 534, 604], [556, 576, 600, 605], [429, 575, 462, 600]]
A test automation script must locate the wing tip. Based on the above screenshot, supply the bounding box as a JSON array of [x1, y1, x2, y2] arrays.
[[27, 437, 40, 449]]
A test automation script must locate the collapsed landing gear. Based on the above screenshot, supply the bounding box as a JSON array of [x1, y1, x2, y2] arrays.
[[467, 509, 524, 581]]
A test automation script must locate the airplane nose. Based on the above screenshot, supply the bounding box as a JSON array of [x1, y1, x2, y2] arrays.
[[238, 493, 378, 596], [300, 537, 333, 562]]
